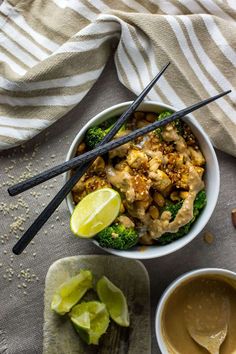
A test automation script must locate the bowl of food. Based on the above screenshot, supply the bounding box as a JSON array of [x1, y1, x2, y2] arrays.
[[65, 101, 219, 259], [155, 268, 236, 354]]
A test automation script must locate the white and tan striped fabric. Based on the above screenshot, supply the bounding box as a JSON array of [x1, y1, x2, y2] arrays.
[[0, 0, 235, 155]]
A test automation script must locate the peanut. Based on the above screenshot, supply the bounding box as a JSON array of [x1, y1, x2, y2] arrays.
[[170, 191, 181, 202], [134, 111, 145, 120], [153, 192, 165, 207], [179, 191, 189, 199], [146, 112, 156, 122], [149, 205, 160, 219]]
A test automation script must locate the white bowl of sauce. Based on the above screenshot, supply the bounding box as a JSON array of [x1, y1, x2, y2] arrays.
[[156, 268, 236, 354], [65, 101, 219, 259]]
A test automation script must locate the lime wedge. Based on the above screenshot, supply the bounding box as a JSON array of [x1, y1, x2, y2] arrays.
[[96, 276, 130, 327], [51, 270, 92, 315], [70, 188, 121, 238], [70, 301, 110, 345]]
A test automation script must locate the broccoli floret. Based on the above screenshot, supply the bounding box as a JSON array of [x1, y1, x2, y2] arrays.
[[156, 190, 207, 245], [174, 119, 184, 135], [163, 200, 183, 221], [194, 189, 207, 210], [155, 111, 172, 139], [85, 118, 126, 150], [96, 224, 139, 250], [85, 126, 107, 150], [100, 116, 118, 130], [155, 110, 184, 139]]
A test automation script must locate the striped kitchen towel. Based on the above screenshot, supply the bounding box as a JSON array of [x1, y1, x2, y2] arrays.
[[0, 0, 235, 155]]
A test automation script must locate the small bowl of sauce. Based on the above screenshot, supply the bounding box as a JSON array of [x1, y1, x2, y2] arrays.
[[156, 268, 236, 354]]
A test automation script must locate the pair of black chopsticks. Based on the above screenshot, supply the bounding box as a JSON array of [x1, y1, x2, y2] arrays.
[[9, 62, 231, 255]]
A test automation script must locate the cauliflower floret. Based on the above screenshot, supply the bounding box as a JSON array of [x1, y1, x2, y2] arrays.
[[127, 149, 148, 170], [194, 166, 205, 179], [132, 175, 151, 201], [72, 175, 86, 193], [89, 157, 105, 173], [115, 161, 133, 175], [149, 155, 162, 172], [149, 169, 172, 192], [117, 215, 135, 228], [188, 147, 205, 166], [178, 173, 189, 190], [126, 197, 152, 220], [84, 176, 111, 194], [109, 142, 131, 158]]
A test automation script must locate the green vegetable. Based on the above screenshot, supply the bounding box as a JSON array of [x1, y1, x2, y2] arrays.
[[155, 110, 183, 138], [174, 118, 184, 135], [96, 224, 139, 250], [100, 116, 118, 130], [85, 118, 125, 150], [163, 199, 183, 221], [156, 190, 207, 245], [85, 126, 112, 150]]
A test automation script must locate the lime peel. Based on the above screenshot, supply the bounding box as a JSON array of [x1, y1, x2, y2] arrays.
[[97, 276, 130, 327], [70, 188, 121, 238], [70, 301, 110, 345], [51, 270, 93, 315]]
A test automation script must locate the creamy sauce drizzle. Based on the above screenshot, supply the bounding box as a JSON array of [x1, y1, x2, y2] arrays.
[[144, 124, 204, 239]]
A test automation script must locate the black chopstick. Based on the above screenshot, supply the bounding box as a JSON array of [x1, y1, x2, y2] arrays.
[[10, 89, 231, 199], [9, 62, 170, 197], [12, 63, 170, 255]]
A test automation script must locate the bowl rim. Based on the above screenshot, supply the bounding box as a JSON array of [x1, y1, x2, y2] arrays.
[[155, 267, 236, 353], [64, 100, 220, 260]]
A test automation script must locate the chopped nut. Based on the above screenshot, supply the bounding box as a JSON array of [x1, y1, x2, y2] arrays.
[[137, 120, 149, 128], [153, 192, 165, 207], [179, 191, 189, 199], [170, 191, 181, 202], [149, 205, 159, 219], [111, 232, 119, 239], [232, 208, 236, 228], [77, 142, 86, 154], [117, 215, 134, 228], [145, 112, 156, 123], [134, 111, 145, 120], [119, 202, 125, 214]]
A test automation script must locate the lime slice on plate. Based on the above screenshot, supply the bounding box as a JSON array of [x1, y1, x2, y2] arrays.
[[70, 188, 121, 238], [51, 270, 92, 315], [70, 301, 110, 345], [96, 276, 130, 327]]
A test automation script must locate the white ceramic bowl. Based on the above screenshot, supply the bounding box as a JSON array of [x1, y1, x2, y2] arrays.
[[155, 268, 236, 353], [65, 101, 220, 260]]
